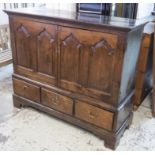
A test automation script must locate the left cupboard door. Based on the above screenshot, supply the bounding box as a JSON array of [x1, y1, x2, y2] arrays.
[[12, 17, 57, 85]]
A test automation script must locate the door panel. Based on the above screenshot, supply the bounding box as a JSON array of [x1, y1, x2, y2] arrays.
[[60, 33, 81, 82], [13, 17, 57, 85], [15, 24, 35, 69], [59, 27, 118, 103], [37, 28, 56, 76], [88, 39, 115, 94]]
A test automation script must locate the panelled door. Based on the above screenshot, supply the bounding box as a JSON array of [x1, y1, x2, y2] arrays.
[[58, 26, 118, 103], [12, 17, 57, 85]]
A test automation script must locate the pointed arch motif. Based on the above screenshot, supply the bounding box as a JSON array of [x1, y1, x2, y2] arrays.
[[62, 33, 82, 49], [38, 28, 54, 43], [91, 38, 115, 55], [17, 24, 30, 38]]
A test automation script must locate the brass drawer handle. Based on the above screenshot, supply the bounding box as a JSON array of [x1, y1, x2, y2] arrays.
[[51, 96, 59, 106], [51, 97, 58, 101], [51, 98, 55, 102], [88, 112, 97, 119], [23, 85, 28, 89], [53, 102, 59, 106], [55, 96, 58, 101]]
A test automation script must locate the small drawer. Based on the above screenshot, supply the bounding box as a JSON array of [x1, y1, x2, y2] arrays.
[[41, 88, 73, 115], [13, 78, 40, 103], [75, 101, 114, 131]]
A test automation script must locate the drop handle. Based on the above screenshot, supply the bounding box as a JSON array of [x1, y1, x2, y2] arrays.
[[51, 97, 59, 105], [88, 111, 97, 119], [53, 102, 59, 106], [23, 85, 28, 90]]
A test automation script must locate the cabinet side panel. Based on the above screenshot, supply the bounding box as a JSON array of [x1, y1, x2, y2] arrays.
[[119, 27, 144, 102]]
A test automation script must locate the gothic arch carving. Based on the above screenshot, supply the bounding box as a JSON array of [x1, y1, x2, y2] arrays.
[[62, 33, 82, 49], [38, 28, 54, 43], [17, 24, 30, 38], [91, 38, 115, 55]]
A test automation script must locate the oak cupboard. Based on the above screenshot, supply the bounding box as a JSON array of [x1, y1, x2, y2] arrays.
[[4, 8, 146, 149]]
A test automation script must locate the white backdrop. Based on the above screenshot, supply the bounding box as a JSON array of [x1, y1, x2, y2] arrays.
[[45, 3, 76, 12], [0, 3, 76, 25], [137, 3, 154, 18], [0, 3, 154, 25], [0, 3, 8, 25]]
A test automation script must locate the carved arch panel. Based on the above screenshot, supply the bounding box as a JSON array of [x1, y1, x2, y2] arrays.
[[60, 33, 82, 82], [13, 18, 58, 86], [37, 28, 56, 76], [15, 24, 33, 68], [87, 39, 115, 94]]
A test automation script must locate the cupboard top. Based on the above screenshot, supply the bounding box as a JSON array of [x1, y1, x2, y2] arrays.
[[4, 7, 148, 32]]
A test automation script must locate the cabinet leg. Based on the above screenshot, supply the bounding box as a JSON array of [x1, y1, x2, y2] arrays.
[[104, 112, 133, 150], [104, 138, 119, 150], [126, 112, 133, 129], [133, 105, 138, 111], [152, 98, 155, 117], [13, 95, 23, 109], [152, 92, 155, 117], [14, 101, 23, 108]]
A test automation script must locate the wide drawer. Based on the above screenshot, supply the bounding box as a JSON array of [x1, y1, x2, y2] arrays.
[[13, 78, 40, 103], [75, 101, 114, 131], [41, 88, 73, 115]]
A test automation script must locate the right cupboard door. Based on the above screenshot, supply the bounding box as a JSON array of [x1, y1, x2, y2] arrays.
[[59, 27, 119, 104]]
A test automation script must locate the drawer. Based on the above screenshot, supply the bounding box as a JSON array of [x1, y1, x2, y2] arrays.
[[41, 88, 73, 115], [13, 78, 40, 103], [75, 101, 114, 131]]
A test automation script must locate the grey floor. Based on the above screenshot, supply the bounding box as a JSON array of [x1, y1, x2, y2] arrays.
[[0, 64, 16, 123], [0, 64, 155, 151]]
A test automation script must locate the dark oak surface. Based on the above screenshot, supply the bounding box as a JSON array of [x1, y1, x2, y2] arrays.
[[75, 100, 114, 131], [13, 78, 40, 103], [4, 7, 150, 31], [4, 7, 147, 150], [41, 88, 73, 115]]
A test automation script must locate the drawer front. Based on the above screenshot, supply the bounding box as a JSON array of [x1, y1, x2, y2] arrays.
[[41, 88, 73, 115], [75, 101, 114, 131], [13, 78, 40, 103]]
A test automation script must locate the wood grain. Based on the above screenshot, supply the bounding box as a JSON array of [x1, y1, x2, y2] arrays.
[[4, 8, 146, 149], [75, 101, 114, 131]]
